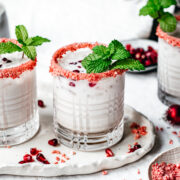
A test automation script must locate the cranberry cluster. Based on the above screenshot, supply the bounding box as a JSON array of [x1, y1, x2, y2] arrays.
[[126, 44, 158, 67]]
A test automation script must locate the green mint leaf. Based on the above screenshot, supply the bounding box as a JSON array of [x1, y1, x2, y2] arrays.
[[160, 0, 176, 8], [92, 45, 111, 59], [15, 25, 28, 44], [158, 12, 177, 32], [139, 5, 159, 18], [22, 46, 37, 60], [108, 40, 131, 60], [0, 42, 22, 54], [82, 53, 111, 73], [110, 58, 145, 71], [25, 36, 50, 46]]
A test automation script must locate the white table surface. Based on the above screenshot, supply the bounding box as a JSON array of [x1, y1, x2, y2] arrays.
[[0, 0, 179, 179]]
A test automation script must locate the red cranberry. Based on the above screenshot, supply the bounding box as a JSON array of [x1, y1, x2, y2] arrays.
[[73, 70, 80, 73], [30, 148, 40, 156], [136, 48, 144, 53], [141, 54, 146, 60], [48, 138, 59, 146], [23, 154, 34, 162], [130, 48, 136, 55], [126, 44, 131, 51], [144, 59, 152, 66], [89, 82, 96, 87], [36, 153, 50, 164], [38, 100, 45, 108], [166, 105, 180, 125], [69, 82, 76, 87], [150, 52, 157, 64], [105, 148, 114, 157], [0, 64, 2, 68]]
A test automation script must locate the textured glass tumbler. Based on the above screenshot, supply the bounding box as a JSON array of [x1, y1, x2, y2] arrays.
[[157, 18, 180, 106], [0, 69, 39, 146], [53, 75, 125, 151]]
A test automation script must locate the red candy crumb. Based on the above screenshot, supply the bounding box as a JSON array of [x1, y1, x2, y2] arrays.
[[54, 162, 58, 164], [137, 169, 140, 174], [102, 170, 108, 175], [130, 122, 147, 140], [105, 148, 114, 157], [169, 139, 173, 145], [172, 131, 177, 135], [56, 157, 60, 161], [61, 159, 65, 163], [52, 150, 61, 154]]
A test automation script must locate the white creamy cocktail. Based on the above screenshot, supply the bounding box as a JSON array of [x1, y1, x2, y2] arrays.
[[157, 17, 180, 105], [50, 43, 126, 151], [0, 38, 39, 146]]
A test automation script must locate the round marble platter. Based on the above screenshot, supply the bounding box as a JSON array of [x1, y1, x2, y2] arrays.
[[0, 103, 155, 177]]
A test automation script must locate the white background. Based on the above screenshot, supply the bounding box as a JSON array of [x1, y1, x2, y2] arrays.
[[0, 0, 179, 180]]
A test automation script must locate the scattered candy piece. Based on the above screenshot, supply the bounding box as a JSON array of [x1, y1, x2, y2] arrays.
[[56, 157, 60, 161], [52, 150, 61, 154], [102, 170, 108, 175], [54, 162, 58, 164], [61, 159, 65, 163], [169, 139, 173, 145]]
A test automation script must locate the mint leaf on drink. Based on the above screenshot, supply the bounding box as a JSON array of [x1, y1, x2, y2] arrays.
[[25, 36, 50, 46], [15, 25, 29, 44], [110, 59, 145, 71], [139, 0, 177, 32], [22, 46, 37, 60], [82, 40, 145, 73], [0, 42, 22, 54], [160, 0, 176, 8], [0, 24, 50, 61], [108, 40, 131, 60], [158, 12, 177, 32]]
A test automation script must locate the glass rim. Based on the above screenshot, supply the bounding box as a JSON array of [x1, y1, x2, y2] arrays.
[[156, 15, 180, 47], [0, 38, 37, 79], [49, 42, 126, 82]]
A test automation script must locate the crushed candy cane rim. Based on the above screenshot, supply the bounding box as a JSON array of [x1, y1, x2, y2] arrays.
[[0, 38, 37, 79], [156, 15, 180, 47], [49, 42, 126, 82]]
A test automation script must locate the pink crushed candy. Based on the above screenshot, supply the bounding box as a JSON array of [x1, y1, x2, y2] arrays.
[[151, 162, 180, 180], [137, 169, 140, 174]]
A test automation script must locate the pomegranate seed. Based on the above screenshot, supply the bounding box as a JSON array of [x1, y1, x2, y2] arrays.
[[148, 46, 153, 52], [137, 169, 140, 174], [89, 82, 96, 87], [36, 153, 50, 164], [169, 139, 173, 145], [38, 100, 45, 108], [30, 148, 41, 156], [135, 52, 141, 60], [126, 44, 131, 51], [2, 57, 7, 62], [69, 82, 76, 87], [6, 60, 12, 63], [69, 62, 77, 65], [0, 64, 2, 68], [78, 60, 82, 63], [23, 154, 34, 162], [77, 66, 81, 68], [48, 138, 59, 146], [73, 69, 80, 73], [128, 143, 141, 153], [105, 148, 114, 157], [144, 59, 152, 66], [19, 160, 26, 164]]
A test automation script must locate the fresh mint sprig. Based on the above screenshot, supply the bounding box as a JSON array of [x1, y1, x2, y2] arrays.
[[82, 40, 145, 73], [139, 0, 177, 32], [0, 25, 50, 60]]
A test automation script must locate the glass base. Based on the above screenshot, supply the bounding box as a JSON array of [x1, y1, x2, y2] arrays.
[[0, 112, 39, 146], [158, 87, 180, 106], [54, 119, 124, 151]]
